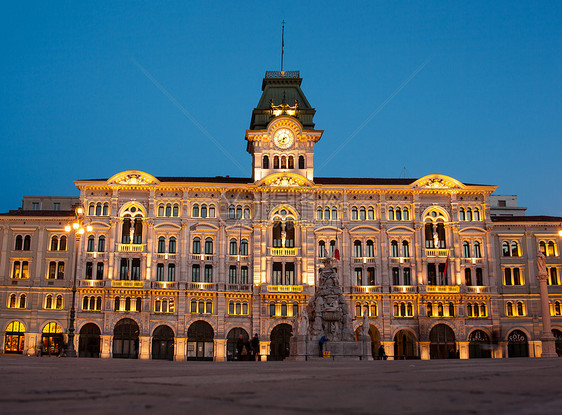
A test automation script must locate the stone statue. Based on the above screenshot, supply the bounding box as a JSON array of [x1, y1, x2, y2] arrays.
[[361, 312, 370, 337], [281, 223, 287, 248], [298, 310, 309, 336], [129, 226, 135, 244], [537, 251, 548, 277], [433, 230, 439, 248]]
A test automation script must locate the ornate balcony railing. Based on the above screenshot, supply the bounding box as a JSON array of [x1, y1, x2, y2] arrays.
[[86, 252, 106, 258], [391, 285, 418, 293], [117, 244, 145, 253], [466, 286, 490, 293], [424, 285, 460, 293], [353, 257, 376, 264], [151, 281, 177, 289], [80, 280, 105, 288], [227, 255, 250, 262], [461, 257, 483, 264], [226, 284, 253, 292], [190, 254, 214, 261], [155, 253, 177, 260], [352, 285, 382, 294], [187, 282, 217, 291], [265, 70, 300, 78], [425, 248, 450, 257], [269, 247, 298, 257], [267, 285, 303, 293], [390, 257, 411, 264], [111, 280, 145, 288]]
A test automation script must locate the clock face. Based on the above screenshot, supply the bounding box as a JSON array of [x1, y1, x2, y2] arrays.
[[273, 128, 294, 149]]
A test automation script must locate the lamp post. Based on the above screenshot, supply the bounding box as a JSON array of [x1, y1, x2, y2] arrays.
[[64, 207, 92, 357]]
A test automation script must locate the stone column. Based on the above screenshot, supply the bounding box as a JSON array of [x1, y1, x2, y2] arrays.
[[100, 334, 112, 358], [259, 340, 270, 361], [174, 337, 187, 361], [419, 341, 430, 360], [458, 341, 469, 359], [536, 251, 557, 357], [139, 336, 151, 359], [214, 338, 227, 362]]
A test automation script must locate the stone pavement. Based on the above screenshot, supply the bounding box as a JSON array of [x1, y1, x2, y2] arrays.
[[1, 355, 562, 415]]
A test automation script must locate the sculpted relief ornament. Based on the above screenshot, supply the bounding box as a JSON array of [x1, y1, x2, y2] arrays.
[[268, 177, 304, 187], [114, 174, 154, 185]]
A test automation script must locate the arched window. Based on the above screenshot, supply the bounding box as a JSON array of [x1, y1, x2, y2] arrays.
[[511, 241, 519, 257], [459, 208, 465, 221], [402, 241, 409, 257], [50, 236, 58, 251], [87, 235, 95, 252], [204, 238, 213, 255], [316, 207, 323, 220], [281, 156, 287, 169], [96, 203, 102, 216], [437, 302, 444, 317], [324, 207, 330, 220], [236, 206, 242, 219], [448, 302, 455, 317], [474, 241, 481, 258], [19, 294, 26, 309], [281, 302, 287, 316], [46, 295, 53, 309], [89, 203, 95, 215], [367, 207, 374, 220], [288, 156, 294, 169], [465, 268, 472, 286], [359, 207, 366, 220], [158, 204, 164, 216], [114, 296, 120, 311], [403, 207, 409, 220], [97, 236, 105, 252], [103, 203, 109, 216], [396, 207, 402, 221], [273, 156, 279, 169], [427, 302, 433, 317], [366, 240, 374, 257], [474, 208, 480, 221], [391, 240, 399, 257], [351, 207, 358, 220], [467, 302, 473, 317], [23, 235, 31, 250], [158, 237, 166, 253], [14, 235, 23, 250], [502, 241, 510, 256], [156, 263, 164, 281], [480, 303, 487, 316], [463, 241, 470, 258], [388, 207, 394, 221], [466, 208, 473, 221], [539, 241, 547, 255], [318, 241, 326, 257], [332, 207, 338, 220], [169, 237, 176, 254], [353, 240, 362, 257], [517, 301, 524, 316], [55, 295, 63, 309], [400, 302, 406, 317], [243, 206, 250, 219], [298, 155, 305, 169], [173, 204, 179, 217], [168, 264, 175, 282], [506, 302, 513, 316], [407, 302, 413, 316], [165, 204, 172, 217], [229, 205, 235, 219], [192, 204, 199, 217], [263, 155, 269, 169], [229, 238, 237, 255], [270, 302, 276, 317], [548, 241, 556, 256], [192, 237, 201, 254], [240, 239, 248, 256], [200, 204, 207, 218], [476, 268, 483, 285]]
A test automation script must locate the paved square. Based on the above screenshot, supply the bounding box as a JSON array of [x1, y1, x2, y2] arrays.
[[2, 356, 562, 414]]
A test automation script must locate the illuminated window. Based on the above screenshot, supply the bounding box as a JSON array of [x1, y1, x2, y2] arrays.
[[97, 236, 105, 252], [160, 236, 169, 253], [318, 240, 326, 257], [366, 240, 375, 257], [354, 240, 362, 257], [263, 155, 269, 169], [240, 266, 249, 284]]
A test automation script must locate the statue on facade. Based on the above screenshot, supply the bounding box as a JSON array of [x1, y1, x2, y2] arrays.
[[129, 226, 135, 244], [361, 311, 370, 337], [537, 251, 548, 278], [433, 229, 439, 248]]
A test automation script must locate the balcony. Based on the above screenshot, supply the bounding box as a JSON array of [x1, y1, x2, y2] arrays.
[[352, 285, 382, 294], [155, 253, 177, 260], [80, 280, 105, 288], [267, 285, 303, 293], [187, 282, 217, 291], [391, 285, 418, 293], [425, 248, 450, 257], [117, 244, 145, 253], [227, 255, 250, 262], [269, 247, 299, 257], [353, 257, 376, 264], [226, 284, 253, 292], [151, 281, 177, 289], [86, 252, 106, 259], [466, 286, 490, 293], [461, 257, 483, 264], [190, 254, 214, 261], [111, 280, 145, 288], [390, 257, 411, 264], [423, 285, 460, 293]]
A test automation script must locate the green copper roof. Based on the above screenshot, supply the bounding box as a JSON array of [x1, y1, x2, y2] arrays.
[[249, 71, 316, 130]]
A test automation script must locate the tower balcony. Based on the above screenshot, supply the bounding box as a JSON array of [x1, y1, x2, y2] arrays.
[[422, 285, 460, 294], [117, 243, 145, 253], [111, 280, 145, 288], [425, 248, 450, 257], [269, 247, 299, 257]]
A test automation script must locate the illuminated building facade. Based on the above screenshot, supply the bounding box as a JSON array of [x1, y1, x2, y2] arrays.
[[1, 71, 561, 360]]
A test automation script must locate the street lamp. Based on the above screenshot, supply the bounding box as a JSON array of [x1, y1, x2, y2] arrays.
[[64, 206, 92, 357]]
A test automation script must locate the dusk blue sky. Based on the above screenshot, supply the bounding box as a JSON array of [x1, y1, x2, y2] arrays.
[[1, 1, 560, 215]]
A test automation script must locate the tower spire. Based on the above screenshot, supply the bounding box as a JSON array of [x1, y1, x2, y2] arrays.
[[281, 20, 285, 72]]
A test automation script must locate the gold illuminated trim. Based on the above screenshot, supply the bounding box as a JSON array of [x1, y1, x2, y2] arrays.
[[267, 285, 303, 293]]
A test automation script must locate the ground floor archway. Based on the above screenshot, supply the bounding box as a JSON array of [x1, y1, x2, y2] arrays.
[[468, 330, 491, 358], [507, 330, 529, 358], [226, 327, 249, 361], [394, 329, 417, 359], [269, 323, 292, 361], [79, 323, 101, 358], [113, 318, 139, 359], [152, 325, 174, 360], [553, 329, 562, 357], [187, 320, 214, 361], [4, 321, 25, 354], [355, 325, 381, 359], [42, 322, 63, 356], [430, 324, 456, 359]]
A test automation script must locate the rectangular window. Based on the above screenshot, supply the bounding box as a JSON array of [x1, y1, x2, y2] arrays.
[[229, 266, 237, 284], [168, 264, 175, 282], [204, 265, 213, 283], [21, 261, 29, 279], [285, 262, 295, 285], [96, 263, 104, 280], [48, 261, 56, 279], [56, 262, 64, 279], [192, 265, 200, 282], [32, 202, 39, 210], [427, 263, 437, 286], [392, 267, 400, 285], [85, 262, 93, 279], [367, 267, 375, 285], [355, 268, 363, 286], [403, 268, 411, 285], [241, 266, 249, 284], [53, 202, 60, 211], [272, 262, 282, 285], [156, 263, 164, 281], [131, 258, 141, 280], [120, 259, 129, 280], [438, 263, 446, 285]]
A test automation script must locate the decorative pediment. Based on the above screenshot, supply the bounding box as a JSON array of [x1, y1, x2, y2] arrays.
[[107, 171, 159, 186], [411, 174, 464, 190], [256, 172, 313, 188]]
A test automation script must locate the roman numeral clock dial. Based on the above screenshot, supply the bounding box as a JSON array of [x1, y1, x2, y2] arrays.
[[273, 128, 294, 149]]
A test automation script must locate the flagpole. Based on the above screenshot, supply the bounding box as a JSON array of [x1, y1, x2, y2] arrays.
[[281, 20, 285, 72]]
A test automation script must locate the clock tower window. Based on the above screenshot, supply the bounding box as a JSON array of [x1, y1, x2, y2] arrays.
[[298, 155, 305, 169], [281, 156, 287, 169], [263, 155, 269, 169], [273, 156, 280, 169], [288, 156, 294, 169]]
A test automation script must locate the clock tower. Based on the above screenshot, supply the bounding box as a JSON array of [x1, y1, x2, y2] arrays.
[[246, 71, 323, 182]]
